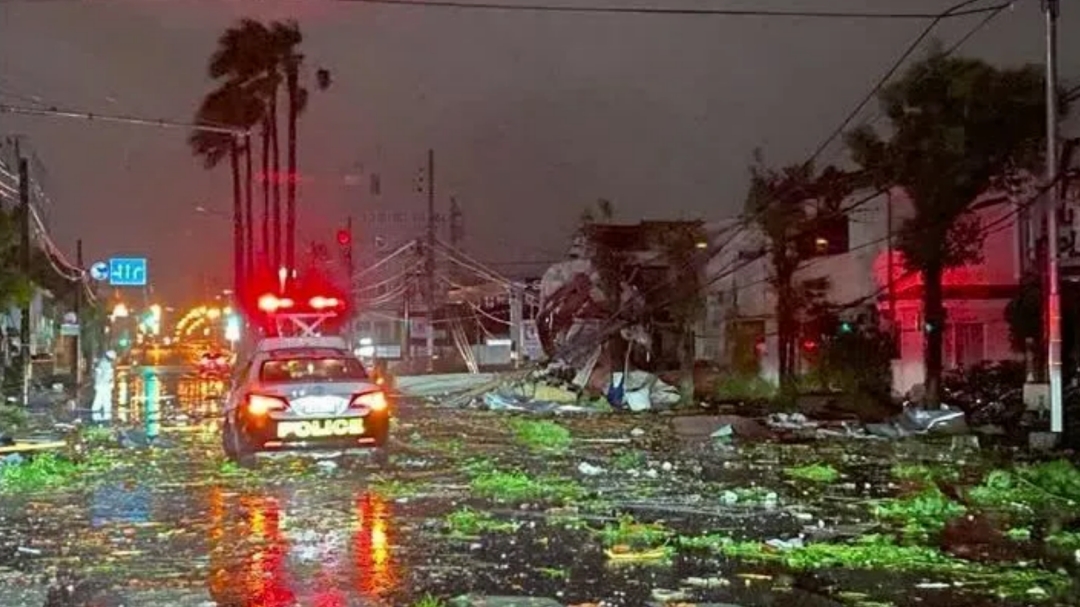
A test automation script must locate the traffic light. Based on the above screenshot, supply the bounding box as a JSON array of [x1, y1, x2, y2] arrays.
[[838, 320, 853, 335], [336, 228, 351, 247]]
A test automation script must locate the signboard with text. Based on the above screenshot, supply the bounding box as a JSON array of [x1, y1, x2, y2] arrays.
[[108, 257, 148, 287]]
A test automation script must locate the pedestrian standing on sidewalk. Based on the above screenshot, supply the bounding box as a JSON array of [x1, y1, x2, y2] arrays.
[[90, 350, 117, 424]]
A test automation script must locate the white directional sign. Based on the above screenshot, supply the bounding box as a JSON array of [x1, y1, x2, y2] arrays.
[[89, 262, 109, 281]]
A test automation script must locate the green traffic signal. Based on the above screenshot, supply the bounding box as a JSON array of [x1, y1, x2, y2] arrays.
[[838, 321, 853, 334]]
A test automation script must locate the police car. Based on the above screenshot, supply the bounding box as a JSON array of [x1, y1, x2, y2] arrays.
[[222, 335, 390, 465]]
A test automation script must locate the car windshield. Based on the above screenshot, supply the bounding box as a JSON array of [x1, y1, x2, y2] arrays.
[[259, 357, 368, 383]]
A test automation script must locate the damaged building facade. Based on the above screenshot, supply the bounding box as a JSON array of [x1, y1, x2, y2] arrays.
[[707, 186, 1026, 396], [536, 220, 711, 403]]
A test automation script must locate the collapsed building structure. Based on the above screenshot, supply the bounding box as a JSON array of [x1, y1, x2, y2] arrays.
[[535, 220, 711, 403]]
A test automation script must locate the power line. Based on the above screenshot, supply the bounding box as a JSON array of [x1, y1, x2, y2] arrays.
[[818, 0, 1012, 165], [709, 0, 1010, 274], [334, 0, 1009, 19], [0, 103, 248, 135], [0, 0, 1013, 18], [943, 0, 1011, 53], [804, 0, 1001, 166]]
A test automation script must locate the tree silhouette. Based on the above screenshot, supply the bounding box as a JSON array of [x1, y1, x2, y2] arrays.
[[744, 155, 845, 396], [206, 19, 280, 269], [201, 18, 328, 273], [846, 49, 1055, 404], [189, 83, 261, 291]]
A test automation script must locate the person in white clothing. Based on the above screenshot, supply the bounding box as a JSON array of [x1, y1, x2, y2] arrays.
[[90, 350, 117, 424]]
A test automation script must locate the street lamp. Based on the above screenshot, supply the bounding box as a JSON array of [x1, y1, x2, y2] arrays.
[[111, 303, 129, 321]]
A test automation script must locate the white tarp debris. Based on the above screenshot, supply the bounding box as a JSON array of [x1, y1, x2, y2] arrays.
[[610, 371, 681, 412]]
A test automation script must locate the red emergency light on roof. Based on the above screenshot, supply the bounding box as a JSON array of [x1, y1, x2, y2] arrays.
[[309, 296, 341, 310], [258, 294, 295, 313], [256, 293, 344, 315]]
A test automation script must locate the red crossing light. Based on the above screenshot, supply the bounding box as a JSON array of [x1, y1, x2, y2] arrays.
[[336, 229, 351, 246]]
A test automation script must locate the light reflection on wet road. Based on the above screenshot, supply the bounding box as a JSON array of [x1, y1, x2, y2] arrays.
[[6, 367, 1069, 607], [206, 486, 397, 606], [51, 366, 407, 606]]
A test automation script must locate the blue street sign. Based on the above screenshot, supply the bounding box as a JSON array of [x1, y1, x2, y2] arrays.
[[108, 257, 148, 286], [89, 261, 109, 281]]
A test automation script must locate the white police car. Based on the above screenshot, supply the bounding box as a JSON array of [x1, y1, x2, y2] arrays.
[[222, 336, 390, 466]]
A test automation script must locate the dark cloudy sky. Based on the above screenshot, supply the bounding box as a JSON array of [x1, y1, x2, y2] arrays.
[[0, 0, 1077, 302]]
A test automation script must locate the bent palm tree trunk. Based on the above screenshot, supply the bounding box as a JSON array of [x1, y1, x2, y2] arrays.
[[269, 92, 282, 271], [243, 133, 254, 281], [285, 61, 299, 272], [230, 138, 244, 294], [261, 118, 271, 270]]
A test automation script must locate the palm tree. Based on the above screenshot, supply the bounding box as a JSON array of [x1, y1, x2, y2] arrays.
[[188, 83, 261, 293], [271, 21, 331, 272], [272, 21, 305, 273], [243, 133, 254, 277], [204, 18, 328, 275], [207, 19, 281, 269]]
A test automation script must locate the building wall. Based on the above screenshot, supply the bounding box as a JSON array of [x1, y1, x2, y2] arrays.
[[705, 187, 1025, 395], [2, 288, 57, 360]]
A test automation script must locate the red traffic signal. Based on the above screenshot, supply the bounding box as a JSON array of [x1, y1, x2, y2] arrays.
[[336, 228, 351, 246]]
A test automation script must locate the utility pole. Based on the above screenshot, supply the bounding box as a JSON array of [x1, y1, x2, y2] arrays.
[[450, 196, 463, 249], [402, 271, 412, 362], [449, 196, 463, 284], [425, 148, 436, 372], [18, 158, 30, 407], [509, 282, 523, 368], [74, 239, 83, 388], [1044, 0, 1064, 435]]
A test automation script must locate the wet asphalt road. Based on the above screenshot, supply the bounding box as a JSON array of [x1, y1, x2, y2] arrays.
[[0, 366, 1077, 607], [2, 366, 407, 607]]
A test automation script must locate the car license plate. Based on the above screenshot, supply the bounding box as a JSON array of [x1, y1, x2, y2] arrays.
[[294, 396, 340, 415], [277, 418, 364, 439]]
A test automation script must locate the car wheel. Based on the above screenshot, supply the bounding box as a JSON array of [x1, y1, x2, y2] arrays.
[[223, 419, 256, 468], [371, 446, 390, 468]]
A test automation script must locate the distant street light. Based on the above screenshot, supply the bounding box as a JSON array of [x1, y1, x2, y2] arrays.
[[111, 303, 129, 321]]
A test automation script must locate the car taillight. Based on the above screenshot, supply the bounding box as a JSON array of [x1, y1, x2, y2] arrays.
[[246, 394, 288, 416], [350, 390, 388, 412]]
